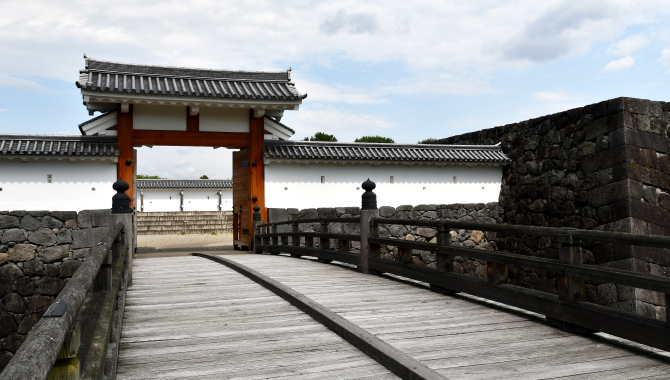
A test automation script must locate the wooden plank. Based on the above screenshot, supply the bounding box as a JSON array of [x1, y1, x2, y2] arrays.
[[225, 254, 670, 379], [116, 255, 397, 380]]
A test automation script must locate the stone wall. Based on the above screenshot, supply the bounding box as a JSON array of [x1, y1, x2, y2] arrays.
[[0, 209, 113, 370], [438, 97, 670, 319], [268, 202, 501, 278]]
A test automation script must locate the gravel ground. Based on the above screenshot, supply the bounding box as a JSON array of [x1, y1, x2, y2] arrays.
[[136, 233, 240, 257]]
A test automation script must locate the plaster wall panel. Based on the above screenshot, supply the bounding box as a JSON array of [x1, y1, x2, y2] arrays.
[[199, 108, 249, 132], [0, 159, 116, 211], [133, 104, 186, 131], [265, 162, 502, 208]]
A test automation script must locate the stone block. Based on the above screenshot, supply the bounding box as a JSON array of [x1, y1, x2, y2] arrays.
[[27, 211, 48, 217], [12, 276, 35, 296], [19, 215, 41, 231], [59, 260, 82, 278], [378, 206, 395, 218], [27, 228, 57, 246], [8, 211, 26, 217], [76, 210, 92, 228], [38, 245, 69, 263], [588, 180, 630, 208], [299, 208, 318, 219], [17, 313, 40, 334], [38, 277, 64, 296], [2, 293, 25, 313], [0, 263, 23, 283], [64, 219, 77, 229], [72, 248, 90, 260], [22, 260, 44, 276], [596, 283, 617, 305], [0, 253, 7, 265], [0, 229, 25, 244], [415, 227, 436, 239], [57, 229, 72, 244], [0, 215, 19, 229], [267, 208, 289, 223], [50, 211, 77, 222], [41, 216, 64, 229], [71, 227, 109, 249], [8, 244, 35, 262], [26, 294, 52, 313], [45, 264, 60, 277], [0, 314, 17, 338], [91, 209, 111, 227]]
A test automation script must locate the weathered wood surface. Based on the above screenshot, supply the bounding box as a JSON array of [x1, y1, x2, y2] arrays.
[[116, 255, 398, 379], [226, 254, 670, 380]]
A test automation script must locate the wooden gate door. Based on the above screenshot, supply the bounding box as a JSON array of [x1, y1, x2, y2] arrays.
[[232, 149, 251, 249]]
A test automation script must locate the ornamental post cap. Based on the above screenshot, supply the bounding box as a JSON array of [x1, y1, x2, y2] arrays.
[[362, 178, 376, 191], [252, 206, 261, 221], [111, 178, 132, 214]]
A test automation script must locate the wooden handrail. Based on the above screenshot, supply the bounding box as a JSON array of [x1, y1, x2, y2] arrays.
[[0, 223, 125, 380]]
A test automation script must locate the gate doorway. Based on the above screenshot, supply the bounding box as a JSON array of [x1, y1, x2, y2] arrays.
[[76, 56, 305, 248]]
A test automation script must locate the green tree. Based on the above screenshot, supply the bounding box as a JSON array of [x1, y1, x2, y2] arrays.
[[418, 138, 438, 144], [355, 136, 395, 143], [200, 175, 209, 179], [137, 174, 161, 179], [302, 132, 337, 142]]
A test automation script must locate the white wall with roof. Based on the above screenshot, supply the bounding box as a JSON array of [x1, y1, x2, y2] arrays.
[[0, 159, 116, 211], [264, 162, 502, 209], [139, 189, 233, 212]]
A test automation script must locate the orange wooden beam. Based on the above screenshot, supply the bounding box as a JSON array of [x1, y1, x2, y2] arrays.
[[249, 111, 266, 222], [186, 106, 199, 132], [116, 104, 135, 208], [132, 130, 251, 148]]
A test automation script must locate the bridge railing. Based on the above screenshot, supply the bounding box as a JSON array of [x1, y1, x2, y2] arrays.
[[253, 181, 670, 353], [0, 179, 134, 380]]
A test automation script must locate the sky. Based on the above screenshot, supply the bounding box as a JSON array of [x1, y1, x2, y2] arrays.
[[1, 0, 669, 179]]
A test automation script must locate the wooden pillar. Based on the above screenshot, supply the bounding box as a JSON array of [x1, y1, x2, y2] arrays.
[[249, 110, 265, 222], [117, 104, 134, 208]]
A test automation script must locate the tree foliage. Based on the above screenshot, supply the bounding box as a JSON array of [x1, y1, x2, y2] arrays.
[[200, 175, 209, 179], [137, 174, 161, 179], [355, 136, 395, 143], [418, 138, 438, 144], [302, 132, 337, 142]]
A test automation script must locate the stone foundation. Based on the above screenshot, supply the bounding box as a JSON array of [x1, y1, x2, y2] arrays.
[[0, 209, 113, 371]]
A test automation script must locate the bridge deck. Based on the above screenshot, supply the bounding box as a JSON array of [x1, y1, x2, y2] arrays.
[[118, 254, 670, 379]]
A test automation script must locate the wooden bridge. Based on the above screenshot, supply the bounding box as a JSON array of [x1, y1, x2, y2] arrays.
[[116, 253, 670, 379], [3, 183, 670, 379]]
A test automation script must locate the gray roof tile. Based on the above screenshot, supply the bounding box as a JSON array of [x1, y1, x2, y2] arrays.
[[77, 57, 305, 101], [137, 179, 232, 189], [263, 141, 511, 164], [0, 135, 119, 157]]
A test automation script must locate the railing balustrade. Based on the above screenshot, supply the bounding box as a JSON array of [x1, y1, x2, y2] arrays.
[[253, 181, 670, 353]]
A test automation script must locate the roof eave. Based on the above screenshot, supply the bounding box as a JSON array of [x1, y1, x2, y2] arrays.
[[81, 91, 303, 111]]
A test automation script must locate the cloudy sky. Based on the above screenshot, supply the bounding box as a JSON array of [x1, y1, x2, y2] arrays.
[[1, 0, 669, 179]]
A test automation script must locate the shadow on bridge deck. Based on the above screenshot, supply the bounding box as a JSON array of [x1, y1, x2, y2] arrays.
[[117, 254, 670, 379]]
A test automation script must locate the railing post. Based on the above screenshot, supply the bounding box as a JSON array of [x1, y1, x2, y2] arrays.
[[270, 224, 280, 255], [360, 178, 379, 274], [318, 221, 332, 263], [111, 178, 133, 286], [558, 229, 585, 303], [432, 224, 458, 295], [291, 221, 302, 258], [252, 206, 262, 254]]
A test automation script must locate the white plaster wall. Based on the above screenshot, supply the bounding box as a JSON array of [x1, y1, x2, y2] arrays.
[[199, 108, 249, 132], [265, 162, 503, 209], [133, 104, 186, 131], [141, 190, 181, 212], [0, 159, 116, 211], [140, 189, 233, 212]]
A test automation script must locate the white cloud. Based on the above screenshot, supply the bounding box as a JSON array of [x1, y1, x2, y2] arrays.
[[137, 146, 234, 179], [602, 56, 635, 72], [607, 34, 648, 56], [283, 105, 395, 143], [660, 48, 670, 72], [0, 73, 49, 92], [292, 76, 386, 104]]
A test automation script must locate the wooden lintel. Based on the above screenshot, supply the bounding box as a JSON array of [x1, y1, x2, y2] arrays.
[[132, 130, 251, 147]]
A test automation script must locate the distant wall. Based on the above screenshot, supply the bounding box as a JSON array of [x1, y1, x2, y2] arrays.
[[0, 159, 116, 211], [139, 189, 233, 212], [439, 97, 670, 319], [268, 202, 500, 277], [265, 162, 502, 208], [0, 209, 114, 370]]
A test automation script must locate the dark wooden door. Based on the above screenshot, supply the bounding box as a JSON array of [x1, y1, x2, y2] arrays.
[[232, 149, 251, 248]]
